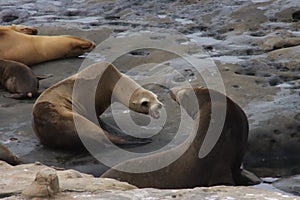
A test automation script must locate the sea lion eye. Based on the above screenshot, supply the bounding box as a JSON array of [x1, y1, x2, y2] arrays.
[[141, 101, 149, 108]]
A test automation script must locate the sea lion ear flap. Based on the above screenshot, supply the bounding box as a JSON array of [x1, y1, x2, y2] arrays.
[[36, 74, 53, 80], [140, 97, 150, 105], [132, 97, 149, 105]]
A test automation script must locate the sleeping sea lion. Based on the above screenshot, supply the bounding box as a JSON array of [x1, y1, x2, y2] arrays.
[[0, 28, 95, 65], [32, 62, 163, 149], [101, 87, 261, 188], [0, 144, 21, 165], [0, 59, 52, 99]]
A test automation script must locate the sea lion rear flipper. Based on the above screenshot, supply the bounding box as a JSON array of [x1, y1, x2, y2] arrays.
[[234, 169, 262, 186], [36, 74, 54, 80], [3, 93, 26, 99]]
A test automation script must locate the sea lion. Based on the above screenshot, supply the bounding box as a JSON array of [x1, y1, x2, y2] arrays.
[[0, 28, 95, 65], [0, 59, 52, 99], [0, 144, 21, 165], [101, 87, 261, 189], [0, 24, 38, 35], [32, 62, 163, 149]]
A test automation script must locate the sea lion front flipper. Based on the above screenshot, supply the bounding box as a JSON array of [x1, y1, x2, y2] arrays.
[[208, 164, 235, 186], [36, 74, 54, 80], [98, 118, 152, 146], [234, 169, 262, 186], [104, 132, 152, 147], [98, 118, 129, 136]]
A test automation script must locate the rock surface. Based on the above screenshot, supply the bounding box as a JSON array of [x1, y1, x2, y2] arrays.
[[0, 0, 299, 197], [0, 162, 297, 199], [22, 167, 59, 198]]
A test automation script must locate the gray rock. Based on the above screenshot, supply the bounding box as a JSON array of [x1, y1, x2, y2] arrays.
[[0, 162, 297, 200], [274, 175, 300, 196], [22, 167, 59, 198]]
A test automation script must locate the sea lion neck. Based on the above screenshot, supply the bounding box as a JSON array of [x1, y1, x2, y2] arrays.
[[111, 74, 141, 107], [94, 64, 123, 115]]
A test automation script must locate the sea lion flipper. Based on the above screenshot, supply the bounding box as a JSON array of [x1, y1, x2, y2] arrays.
[[3, 93, 26, 99], [234, 169, 262, 186], [98, 118, 128, 136], [36, 74, 54, 80], [98, 119, 152, 146], [4, 92, 38, 99], [105, 133, 152, 146]]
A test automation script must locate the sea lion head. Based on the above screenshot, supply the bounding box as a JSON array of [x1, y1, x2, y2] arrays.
[[64, 36, 96, 57], [170, 87, 202, 119], [129, 88, 163, 119], [4, 75, 39, 99], [0, 59, 53, 99]]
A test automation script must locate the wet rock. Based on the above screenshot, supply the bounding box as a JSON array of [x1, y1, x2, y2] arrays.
[[268, 75, 281, 86], [267, 46, 300, 70], [228, 3, 268, 32], [0, 162, 296, 199], [22, 168, 59, 198], [292, 10, 300, 21], [259, 35, 300, 51], [273, 175, 300, 196], [245, 102, 300, 177], [64, 8, 83, 16], [0, 9, 19, 23], [275, 7, 300, 22]]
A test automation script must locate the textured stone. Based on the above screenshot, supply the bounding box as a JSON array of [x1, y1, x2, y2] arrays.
[[0, 162, 297, 200], [22, 168, 59, 198]]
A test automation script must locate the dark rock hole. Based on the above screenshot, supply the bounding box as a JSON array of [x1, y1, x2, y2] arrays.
[[292, 11, 300, 21], [129, 49, 150, 56]]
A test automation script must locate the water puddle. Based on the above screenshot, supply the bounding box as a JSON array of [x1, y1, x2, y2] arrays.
[[57, 16, 100, 24], [187, 33, 221, 46], [175, 18, 194, 25]]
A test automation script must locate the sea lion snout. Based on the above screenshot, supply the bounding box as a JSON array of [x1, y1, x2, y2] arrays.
[[69, 37, 96, 54], [80, 40, 96, 52], [149, 103, 163, 119]]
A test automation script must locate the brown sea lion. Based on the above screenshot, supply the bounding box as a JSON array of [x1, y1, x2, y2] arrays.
[[0, 24, 38, 35], [101, 87, 261, 189], [0, 59, 52, 99], [32, 62, 163, 149], [0, 144, 21, 165], [0, 28, 95, 65]]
